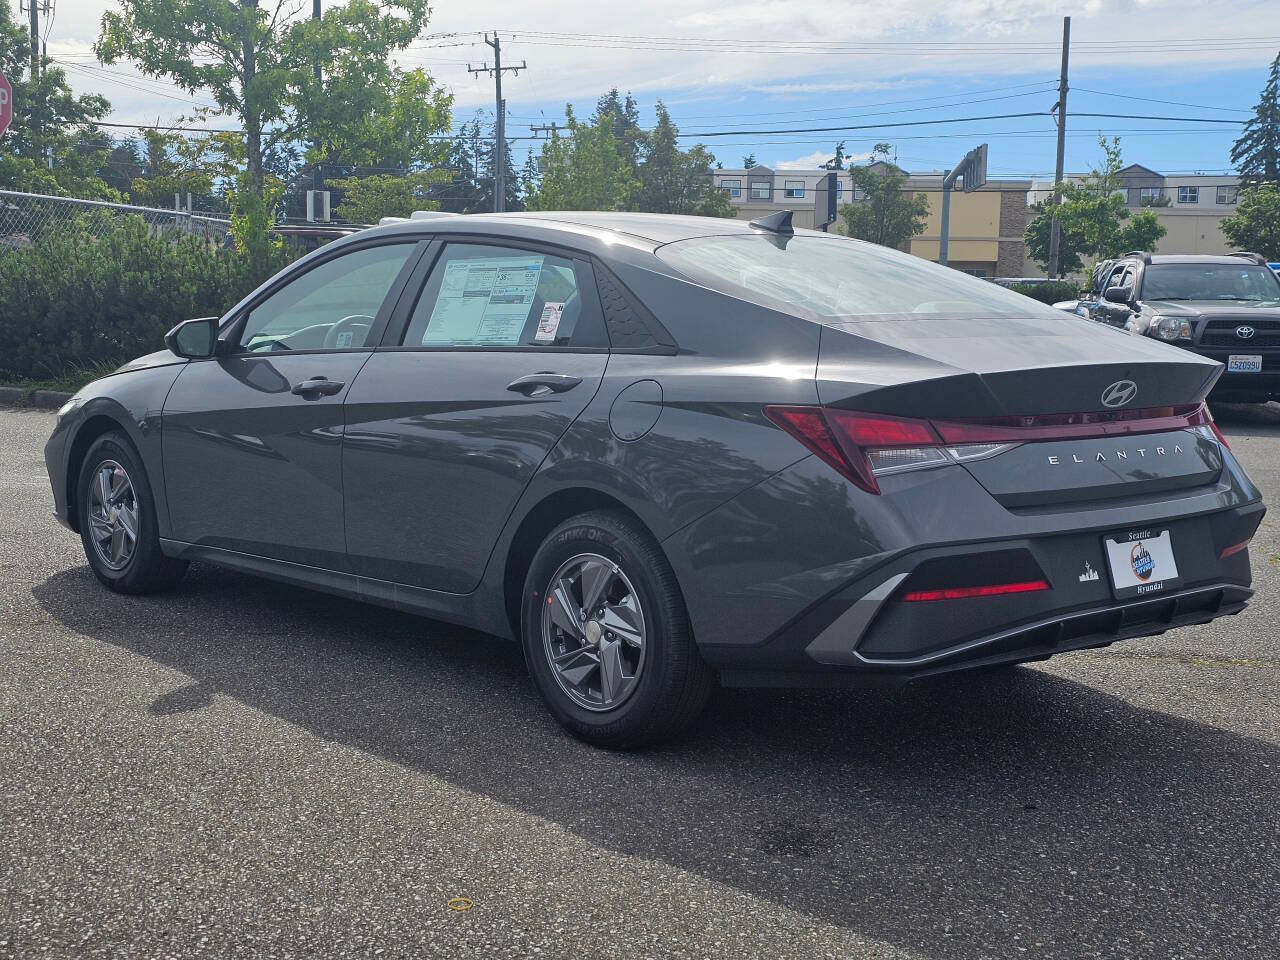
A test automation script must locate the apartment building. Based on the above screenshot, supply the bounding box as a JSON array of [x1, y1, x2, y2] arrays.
[[714, 164, 1032, 278], [1029, 165, 1242, 256]]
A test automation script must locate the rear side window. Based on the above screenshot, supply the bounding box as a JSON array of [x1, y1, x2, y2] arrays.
[[402, 244, 603, 347], [657, 234, 1065, 322]]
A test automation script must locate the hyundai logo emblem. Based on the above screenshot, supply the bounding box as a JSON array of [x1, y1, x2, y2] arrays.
[[1101, 379, 1138, 408], [1236, 325, 1256, 340]]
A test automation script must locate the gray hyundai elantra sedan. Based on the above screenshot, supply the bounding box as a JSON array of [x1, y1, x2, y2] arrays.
[[45, 211, 1265, 747]]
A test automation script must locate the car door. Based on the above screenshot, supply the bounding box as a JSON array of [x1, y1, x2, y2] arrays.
[[162, 239, 424, 569], [342, 239, 610, 593]]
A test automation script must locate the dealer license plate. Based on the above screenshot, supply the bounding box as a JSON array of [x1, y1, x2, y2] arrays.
[[1103, 529, 1180, 599]]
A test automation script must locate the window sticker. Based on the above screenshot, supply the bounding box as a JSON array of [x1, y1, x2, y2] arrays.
[[535, 301, 565, 342], [422, 255, 544, 345], [335, 330, 354, 348]]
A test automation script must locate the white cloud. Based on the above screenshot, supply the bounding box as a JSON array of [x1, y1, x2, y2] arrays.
[[30, 0, 1280, 127], [775, 151, 833, 169]]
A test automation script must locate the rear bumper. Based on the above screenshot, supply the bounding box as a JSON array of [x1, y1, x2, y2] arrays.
[[720, 581, 1252, 687]]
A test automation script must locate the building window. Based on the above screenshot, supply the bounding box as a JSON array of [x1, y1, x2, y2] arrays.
[[721, 179, 741, 198], [834, 180, 843, 197], [1177, 186, 1199, 204], [783, 180, 805, 199], [750, 180, 771, 200], [1217, 185, 1239, 205], [1138, 187, 1164, 206]]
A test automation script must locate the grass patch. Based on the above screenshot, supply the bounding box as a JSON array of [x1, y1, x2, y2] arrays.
[[0, 359, 121, 394]]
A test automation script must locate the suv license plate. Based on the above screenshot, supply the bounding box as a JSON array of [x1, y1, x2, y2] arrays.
[[1228, 354, 1262, 373], [1103, 529, 1181, 599]]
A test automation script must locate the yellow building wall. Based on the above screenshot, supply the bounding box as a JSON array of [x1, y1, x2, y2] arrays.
[[908, 190, 1003, 264]]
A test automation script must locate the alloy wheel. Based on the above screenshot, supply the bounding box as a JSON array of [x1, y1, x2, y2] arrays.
[[541, 553, 647, 712], [87, 459, 139, 571]]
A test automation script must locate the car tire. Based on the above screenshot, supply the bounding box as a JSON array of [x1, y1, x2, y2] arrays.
[[521, 511, 715, 749], [77, 431, 188, 594]]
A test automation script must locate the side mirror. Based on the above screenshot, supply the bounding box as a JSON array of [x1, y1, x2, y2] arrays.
[[164, 316, 220, 359], [1102, 285, 1135, 305]]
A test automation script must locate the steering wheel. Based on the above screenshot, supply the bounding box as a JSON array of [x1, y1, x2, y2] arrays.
[[323, 314, 375, 349]]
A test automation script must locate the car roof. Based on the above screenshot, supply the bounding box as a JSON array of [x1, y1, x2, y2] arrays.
[[1138, 254, 1267, 265], [355, 210, 802, 249]]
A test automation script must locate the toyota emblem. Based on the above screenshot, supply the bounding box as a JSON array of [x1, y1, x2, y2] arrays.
[[1101, 379, 1138, 408], [1236, 325, 1256, 340]]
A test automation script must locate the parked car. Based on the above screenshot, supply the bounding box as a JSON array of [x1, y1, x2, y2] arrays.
[[45, 212, 1264, 747], [1089, 251, 1280, 402]]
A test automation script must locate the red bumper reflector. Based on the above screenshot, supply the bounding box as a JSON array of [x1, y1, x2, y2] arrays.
[[901, 579, 1050, 602], [1220, 540, 1251, 559]]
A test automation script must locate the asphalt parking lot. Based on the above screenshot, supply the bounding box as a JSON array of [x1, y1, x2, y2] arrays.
[[2, 405, 1278, 960]]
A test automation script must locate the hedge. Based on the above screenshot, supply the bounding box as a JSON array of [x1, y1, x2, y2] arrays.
[[1009, 280, 1081, 305], [0, 215, 298, 382]]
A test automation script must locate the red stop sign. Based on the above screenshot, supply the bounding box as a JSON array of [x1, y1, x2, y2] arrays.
[[0, 74, 11, 137]]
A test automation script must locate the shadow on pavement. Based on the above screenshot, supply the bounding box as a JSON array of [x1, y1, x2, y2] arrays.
[[33, 563, 1280, 959]]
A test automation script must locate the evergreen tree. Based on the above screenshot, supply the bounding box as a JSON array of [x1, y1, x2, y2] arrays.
[[1232, 53, 1280, 190], [592, 89, 642, 176], [633, 101, 734, 217]]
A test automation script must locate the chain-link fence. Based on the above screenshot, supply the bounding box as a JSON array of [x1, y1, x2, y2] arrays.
[[0, 190, 232, 250]]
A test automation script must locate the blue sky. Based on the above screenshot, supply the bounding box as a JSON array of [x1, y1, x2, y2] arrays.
[[40, 0, 1280, 181]]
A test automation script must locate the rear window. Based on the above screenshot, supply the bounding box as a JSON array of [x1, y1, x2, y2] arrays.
[[656, 234, 1065, 322]]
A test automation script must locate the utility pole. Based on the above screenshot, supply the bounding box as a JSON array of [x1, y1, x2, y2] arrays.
[[311, 0, 322, 193], [468, 33, 525, 213], [24, 0, 40, 80], [1047, 15, 1071, 279]]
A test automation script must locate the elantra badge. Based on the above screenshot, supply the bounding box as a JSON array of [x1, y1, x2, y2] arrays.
[[1236, 325, 1256, 340], [1101, 379, 1138, 408]]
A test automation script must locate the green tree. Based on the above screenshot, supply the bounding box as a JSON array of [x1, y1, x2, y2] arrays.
[[328, 170, 449, 223], [838, 143, 929, 248], [525, 106, 636, 211], [1231, 52, 1280, 190], [821, 142, 847, 170], [0, 0, 114, 197], [1025, 137, 1166, 275], [632, 102, 735, 217], [97, 0, 442, 199], [128, 130, 240, 208], [1221, 183, 1280, 259], [593, 89, 643, 175], [742, 154, 757, 169]]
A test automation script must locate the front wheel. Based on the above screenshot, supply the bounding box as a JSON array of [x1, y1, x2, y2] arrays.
[[521, 511, 715, 749], [77, 431, 188, 594]]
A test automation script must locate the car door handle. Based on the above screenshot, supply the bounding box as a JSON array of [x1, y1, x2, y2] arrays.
[[506, 373, 583, 397], [291, 376, 345, 397]]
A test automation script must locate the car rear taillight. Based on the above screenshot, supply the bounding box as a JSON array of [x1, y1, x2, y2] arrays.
[[763, 401, 1225, 495], [900, 579, 1050, 602]]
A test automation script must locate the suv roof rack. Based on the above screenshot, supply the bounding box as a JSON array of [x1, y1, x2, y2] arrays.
[[1122, 251, 1152, 264], [1227, 251, 1268, 265]]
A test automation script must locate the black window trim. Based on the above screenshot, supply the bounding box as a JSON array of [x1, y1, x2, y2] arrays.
[[377, 234, 611, 353], [216, 236, 432, 357]]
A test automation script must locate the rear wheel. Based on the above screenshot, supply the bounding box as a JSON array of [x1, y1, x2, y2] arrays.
[[77, 432, 188, 594], [521, 511, 715, 749]]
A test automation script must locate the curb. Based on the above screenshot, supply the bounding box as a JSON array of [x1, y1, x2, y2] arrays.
[[0, 387, 75, 410]]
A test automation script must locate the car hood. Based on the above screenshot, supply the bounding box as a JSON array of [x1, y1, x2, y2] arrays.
[[1144, 299, 1280, 317], [111, 349, 186, 376], [816, 314, 1222, 417]]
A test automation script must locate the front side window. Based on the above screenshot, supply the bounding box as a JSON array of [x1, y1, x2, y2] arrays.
[[657, 234, 1066, 321], [721, 179, 742, 197], [239, 243, 416, 351], [1178, 186, 1199, 204], [1141, 263, 1280, 302], [750, 180, 771, 200], [784, 180, 805, 199], [1216, 185, 1239, 204], [402, 244, 590, 347]]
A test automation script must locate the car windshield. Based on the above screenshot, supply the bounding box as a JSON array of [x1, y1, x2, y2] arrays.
[[656, 234, 1066, 321], [1141, 263, 1280, 302]]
